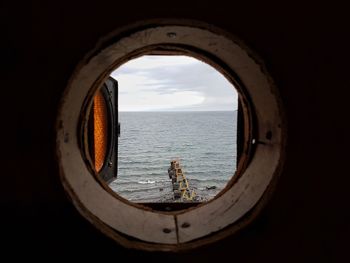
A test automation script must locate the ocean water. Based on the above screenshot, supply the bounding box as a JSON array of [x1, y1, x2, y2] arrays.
[[110, 111, 237, 202]]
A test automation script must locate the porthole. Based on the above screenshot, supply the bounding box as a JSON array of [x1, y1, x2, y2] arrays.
[[85, 54, 240, 208], [56, 21, 286, 251]]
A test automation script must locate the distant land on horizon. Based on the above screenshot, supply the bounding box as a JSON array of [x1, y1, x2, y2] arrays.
[[119, 110, 238, 113]]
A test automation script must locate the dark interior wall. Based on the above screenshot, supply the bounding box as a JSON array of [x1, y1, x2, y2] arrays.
[[1, 1, 349, 261]]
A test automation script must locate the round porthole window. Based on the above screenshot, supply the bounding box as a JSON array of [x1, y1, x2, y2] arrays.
[[56, 20, 286, 251]]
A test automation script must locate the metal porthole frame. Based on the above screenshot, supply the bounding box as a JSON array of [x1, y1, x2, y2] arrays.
[[56, 19, 286, 252]]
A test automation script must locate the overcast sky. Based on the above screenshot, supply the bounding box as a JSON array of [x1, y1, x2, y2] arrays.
[[110, 55, 238, 111]]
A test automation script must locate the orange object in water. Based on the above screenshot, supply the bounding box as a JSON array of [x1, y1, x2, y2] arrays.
[[93, 90, 108, 172]]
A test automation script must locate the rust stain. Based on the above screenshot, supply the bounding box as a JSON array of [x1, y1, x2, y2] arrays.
[[64, 133, 69, 143]]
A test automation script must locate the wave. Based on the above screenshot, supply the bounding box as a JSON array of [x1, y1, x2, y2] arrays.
[[115, 184, 171, 194], [138, 180, 156, 184], [189, 178, 230, 184], [112, 175, 230, 186], [111, 178, 171, 186]]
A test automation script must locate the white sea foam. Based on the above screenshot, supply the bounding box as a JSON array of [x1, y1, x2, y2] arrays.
[[138, 180, 156, 184]]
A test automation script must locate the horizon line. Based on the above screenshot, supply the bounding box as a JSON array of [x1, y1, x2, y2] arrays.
[[119, 110, 238, 112]]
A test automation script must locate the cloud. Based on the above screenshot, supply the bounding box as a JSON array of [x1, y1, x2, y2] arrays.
[[110, 55, 238, 111], [114, 55, 199, 72], [118, 91, 205, 111]]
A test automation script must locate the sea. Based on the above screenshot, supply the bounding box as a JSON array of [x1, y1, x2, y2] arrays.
[[110, 111, 237, 202]]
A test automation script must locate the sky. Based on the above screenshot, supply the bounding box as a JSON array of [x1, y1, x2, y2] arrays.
[[110, 55, 238, 111]]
